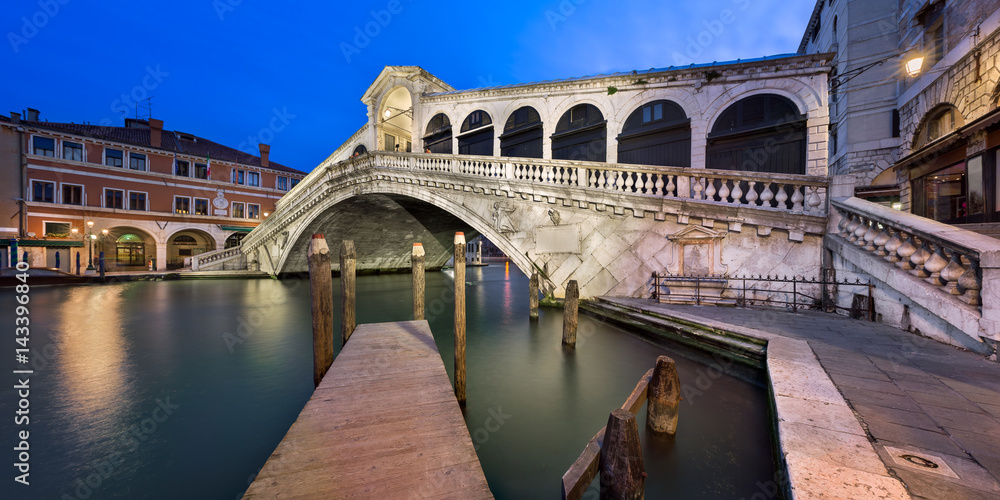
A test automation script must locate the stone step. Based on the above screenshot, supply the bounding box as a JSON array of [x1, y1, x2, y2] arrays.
[[582, 298, 766, 367]]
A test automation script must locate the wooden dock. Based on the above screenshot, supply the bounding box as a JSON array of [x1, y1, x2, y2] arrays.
[[243, 320, 493, 499]]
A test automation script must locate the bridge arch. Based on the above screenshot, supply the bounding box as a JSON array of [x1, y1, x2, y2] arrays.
[[270, 181, 537, 285], [376, 86, 414, 152]]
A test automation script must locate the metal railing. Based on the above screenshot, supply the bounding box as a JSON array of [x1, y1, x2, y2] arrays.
[[651, 272, 876, 320]]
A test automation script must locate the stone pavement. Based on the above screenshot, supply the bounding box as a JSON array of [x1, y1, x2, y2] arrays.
[[609, 299, 1000, 500]]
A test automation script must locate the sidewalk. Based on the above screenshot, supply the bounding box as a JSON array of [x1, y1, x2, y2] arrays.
[[603, 298, 1000, 500]]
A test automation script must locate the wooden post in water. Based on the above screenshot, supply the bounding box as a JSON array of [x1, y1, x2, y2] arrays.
[[308, 234, 334, 388], [412, 243, 425, 320], [646, 355, 681, 435], [529, 271, 539, 319], [600, 408, 645, 499], [340, 240, 356, 346], [454, 232, 467, 406], [562, 280, 579, 347]]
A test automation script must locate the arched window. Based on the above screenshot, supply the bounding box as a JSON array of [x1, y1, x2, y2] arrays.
[[707, 94, 806, 174], [617, 100, 691, 167], [225, 233, 246, 249], [352, 144, 367, 156], [115, 233, 145, 266], [423, 113, 452, 154], [458, 110, 494, 156], [552, 104, 606, 162], [912, 105, 963, 150], [172, 235, 197, 245], [500, 106, 542, 158]]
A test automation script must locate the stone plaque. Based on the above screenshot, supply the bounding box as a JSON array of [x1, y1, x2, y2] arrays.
[[214, 209, 228, 216], [536, 224, 580, 254]]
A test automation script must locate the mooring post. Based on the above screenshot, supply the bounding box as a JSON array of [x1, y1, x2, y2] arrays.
[[340, 240, 356, 346], [412, 243, 425, 321], [308, 234, 334, 388], [75, 251, 80, 275], [99, 251, 105, 279], [529, 271, 539, 319], [600, 408, 645, 499], [646, 355, 681, 435], [454, 232, 467, 405], [562, 280, 579, 347]]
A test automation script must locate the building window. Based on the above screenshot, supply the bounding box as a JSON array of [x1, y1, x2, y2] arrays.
[[913, 106, 963, 150], [105, 189, 124, 209], [618, 100, 691, 167], [129, 192, 147, 211], [290, 178, 300, 188], [248, 204, 260, 219], [247, 172, 260, 187], [195, 163, 208, 179], [32, 180, 54, 202], [423, 113, 453, 154], [129, 153, 146, 171], [32, 136, 55, 156], [44, 221, 71, 238], [62, 184, 83, 205], [174, 197, 191, 214], [707, 94, 807, 175], [194, 198, 209, 216], [232, 202, 245, 218], [553, 104, 607, 162], [500, 106, 543, 159], [105, 148, 124, 167], [175, 160, 189, 177], [914, 162, 966, 222], [920, 2, 945, 68], [277, 176, 288, 190], [63, 141, 83, 161], [235, 170, 245, 184], [642, 102, 664, 124]]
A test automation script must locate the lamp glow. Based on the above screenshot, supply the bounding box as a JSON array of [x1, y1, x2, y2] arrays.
[[102, 229, 109, 236], [90, 234, 96, 240], [905, 56, 924, 77], [87, 220, 94, 228], [383, 109, 392, 119]]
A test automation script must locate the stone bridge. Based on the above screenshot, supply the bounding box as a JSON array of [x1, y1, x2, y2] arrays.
[[232, 151, 829, 298]]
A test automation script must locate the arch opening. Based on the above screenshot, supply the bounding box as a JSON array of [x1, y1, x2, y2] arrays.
[[98, 227, 156, 270], [552, 104, 606, 162], [423, 113, 452, 154], [617, 100, 691, 167], [458, 110, 494, 156], [379, 87, 413, 152], [167, 229, 216, 269], [707, 94, 806, 175], [500, 106, 543, 158]]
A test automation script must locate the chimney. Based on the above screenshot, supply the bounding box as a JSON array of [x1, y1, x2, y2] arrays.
[[259, 143, 270, 168], [9, 112, 20, 125], [25, 108, 39, 122], [149, 118, 163, 148]]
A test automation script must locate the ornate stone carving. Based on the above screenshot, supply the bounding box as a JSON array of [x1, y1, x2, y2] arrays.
[[493, 202, 518, 234]]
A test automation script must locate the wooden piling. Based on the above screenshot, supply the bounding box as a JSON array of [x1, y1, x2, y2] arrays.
[[646, 355, 681, 435], [562, 280, 579, 347], [412, 243, 425, 320], [454, 232, 467, 406], [600, 409, 645, 500], [529, 271, 539, 319], [340, 240, 356, 346], [308, 234, 334, 388]]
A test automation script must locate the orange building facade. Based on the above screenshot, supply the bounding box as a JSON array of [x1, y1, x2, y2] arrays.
[[1, 111, 306, 272]]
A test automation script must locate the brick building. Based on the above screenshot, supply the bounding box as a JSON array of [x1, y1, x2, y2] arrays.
[[0, 110, 306, 271]]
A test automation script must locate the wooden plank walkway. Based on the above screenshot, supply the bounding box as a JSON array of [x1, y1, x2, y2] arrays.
[[243, 320, 493, 499]]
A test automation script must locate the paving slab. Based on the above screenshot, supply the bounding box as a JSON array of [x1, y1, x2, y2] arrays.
[[598, 297, 1000, 500]]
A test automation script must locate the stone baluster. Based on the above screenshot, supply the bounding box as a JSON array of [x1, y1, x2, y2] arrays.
[[705, 178, 717, 201], [837, 209, 852, 236], [909, 239, 932, 277], [862, 222, 880, 251], [844, 214, 862, 242], [693, 177, 704, 200], [645, 174, 655, 194], [588, 169, 597, 188], [718, 179, 731, 203], [658, 174, 668, 196], [941, 251, 968, 295], [746, 181, 759, 206], [730, 180, 743, 205], [924, 244, 950, 286], [775, 184, 789, 209], [791, 185, 804, 211], [873, 227, 892, 256], [896, 234, 918, 270], [806, 186, 822, 213], [759, 182, 775, 207], [852, 217, 869, 245], [625, 171, 635, 192], [958, 260, 983, 306], [883, 230, 904, 262]]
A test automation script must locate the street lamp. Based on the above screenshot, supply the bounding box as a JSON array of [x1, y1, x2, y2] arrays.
[[905, 55, 925, 77], [84, 220, 96, 275], [829, 50, 926, 93]]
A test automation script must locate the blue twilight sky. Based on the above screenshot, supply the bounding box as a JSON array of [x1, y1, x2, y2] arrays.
[[2, 0, 813, 172]]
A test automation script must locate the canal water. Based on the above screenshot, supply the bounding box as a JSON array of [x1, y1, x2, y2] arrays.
[[0, 265, 776, 499]]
